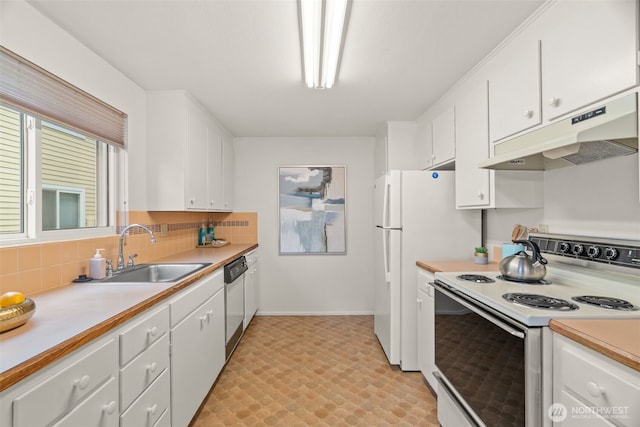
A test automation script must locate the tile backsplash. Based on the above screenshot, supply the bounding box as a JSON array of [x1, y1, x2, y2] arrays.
[[0, 211, 257, 296]]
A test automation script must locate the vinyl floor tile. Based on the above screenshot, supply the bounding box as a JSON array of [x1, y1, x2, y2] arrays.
[[192, 315, 438, 426]]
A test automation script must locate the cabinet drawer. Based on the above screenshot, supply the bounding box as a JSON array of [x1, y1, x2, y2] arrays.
[[557, 337, 639, 426], [170, 269, 223, 327], [120, 305, 169, 366], [120, 334, 170, 411], [120, 369, 170, 427], [53, 376, 119, 427], [556, 390, 614, 427], [13, 338, 117, 426]]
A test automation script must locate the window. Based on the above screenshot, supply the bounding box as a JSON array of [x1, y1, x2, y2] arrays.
[[0, 105, 117, 238], [0, 47, 126, 242]]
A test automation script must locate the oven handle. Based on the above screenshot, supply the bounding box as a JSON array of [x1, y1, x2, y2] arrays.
[[433, 371, 482, 427], [433, 282, 526, 339]]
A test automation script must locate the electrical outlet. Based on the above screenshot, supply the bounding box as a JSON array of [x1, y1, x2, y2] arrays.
[[538, 224, 549, 233], [160, 223, 168, 237]]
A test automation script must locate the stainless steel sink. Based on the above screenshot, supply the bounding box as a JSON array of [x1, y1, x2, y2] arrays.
[[99, 263, 211, 284]]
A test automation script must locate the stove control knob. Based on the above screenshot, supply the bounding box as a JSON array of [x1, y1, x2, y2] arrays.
[[559, 242, 571, 253], [587, 246, 600, 258], [572, 244, 584, 256], [604, 247, 618, 260]]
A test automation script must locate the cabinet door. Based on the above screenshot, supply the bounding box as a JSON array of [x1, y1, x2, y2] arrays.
[[207, 126, 223, 210], [431, 106, 455, 166], [415, 115, 433, 170], [170, 289, 225, 427], [455, 82, 491, 208], [417, 270, 436, 393], [541, 0, 637, 120], [222, 133, 234, 211], [489, 36, 541, 142], [185, 101, 209, 210]]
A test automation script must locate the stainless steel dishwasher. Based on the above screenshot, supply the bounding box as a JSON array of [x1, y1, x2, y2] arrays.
[[224, 256, 247, 359]]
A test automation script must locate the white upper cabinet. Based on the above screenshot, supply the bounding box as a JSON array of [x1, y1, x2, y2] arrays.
[[146, 90, 232, 212], [456, 81, 544, 209], [374, 121, 418, 177], [184, 99, 210, 210], [415, 114, 433, 170], [539, 0, 638, 121], [222, 133, 234, 211], [488, 36, 541, 142], [456, 82, 491, 208], [431, 106, 456, 167]]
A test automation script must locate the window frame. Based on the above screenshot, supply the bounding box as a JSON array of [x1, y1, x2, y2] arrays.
[[0, 112, 121, 246]]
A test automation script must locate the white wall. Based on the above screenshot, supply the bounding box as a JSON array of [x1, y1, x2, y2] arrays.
[[0, 0, 148, 210], [541, 154, 640, 239], [234, 137, 375, 315], [486, 154, 640, 246]]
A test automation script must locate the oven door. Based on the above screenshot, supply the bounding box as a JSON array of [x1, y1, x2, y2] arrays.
[[433, 280, 542, 427]]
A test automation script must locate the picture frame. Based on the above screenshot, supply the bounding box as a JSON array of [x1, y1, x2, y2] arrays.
[[278, 165, 346, 255]]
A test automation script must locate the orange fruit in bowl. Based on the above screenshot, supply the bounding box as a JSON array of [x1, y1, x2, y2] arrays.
[[0, 291, 26, 308]]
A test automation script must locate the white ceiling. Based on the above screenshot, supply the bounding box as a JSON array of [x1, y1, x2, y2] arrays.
[[27, 0, 544, 137]]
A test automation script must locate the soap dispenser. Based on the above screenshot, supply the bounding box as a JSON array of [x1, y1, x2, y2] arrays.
[[90, 248, 107, 280]]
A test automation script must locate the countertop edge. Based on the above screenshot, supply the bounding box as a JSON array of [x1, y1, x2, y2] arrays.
[[549, 319, 640, 372], [0, 243, 258, 392], [416, 260, 500, 273]]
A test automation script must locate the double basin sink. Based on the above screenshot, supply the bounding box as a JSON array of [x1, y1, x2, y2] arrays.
[[96, 263, 211, 284]]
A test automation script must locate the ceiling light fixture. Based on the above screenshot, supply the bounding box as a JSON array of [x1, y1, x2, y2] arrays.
[[299, 0, 349, 89]]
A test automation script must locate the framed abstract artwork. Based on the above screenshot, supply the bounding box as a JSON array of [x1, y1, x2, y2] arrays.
[[278, 166, 346, 254]]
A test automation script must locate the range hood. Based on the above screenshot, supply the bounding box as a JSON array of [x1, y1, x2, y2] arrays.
[[479, 93, 638, 170]]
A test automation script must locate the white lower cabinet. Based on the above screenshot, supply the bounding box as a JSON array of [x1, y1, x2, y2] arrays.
[[417, 269, 436, 393], [244, 249, 259, 328], [54, 377, 119, 427], [120, 369, 170, 427], [0, 266, 230, 427], [552, 333, 640, 426], [0, 335, 118, 427], [170, 270, 225, 427]]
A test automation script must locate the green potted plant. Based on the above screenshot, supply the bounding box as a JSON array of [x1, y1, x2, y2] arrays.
[[474, 246, 489, 264]]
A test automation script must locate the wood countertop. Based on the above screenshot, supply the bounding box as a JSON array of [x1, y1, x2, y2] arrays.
[[0, 243, 257, 392], [550, 318, 640, 372], [416, 260, 500, 273]]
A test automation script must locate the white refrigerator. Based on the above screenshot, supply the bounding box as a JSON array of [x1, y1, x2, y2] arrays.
[[374, 170, 481, 371]]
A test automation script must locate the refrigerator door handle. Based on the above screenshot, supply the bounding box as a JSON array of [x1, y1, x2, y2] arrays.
[[382, 180, 390, 228], [383, 228, 391, 283]]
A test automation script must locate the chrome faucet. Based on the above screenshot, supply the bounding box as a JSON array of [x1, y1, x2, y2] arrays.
[[117, 224, 156, 270]]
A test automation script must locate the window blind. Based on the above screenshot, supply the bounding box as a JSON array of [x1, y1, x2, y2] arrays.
[[0, 46, 127, 148]]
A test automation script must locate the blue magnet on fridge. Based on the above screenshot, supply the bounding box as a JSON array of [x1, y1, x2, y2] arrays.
[[432, 172, 439, 179]]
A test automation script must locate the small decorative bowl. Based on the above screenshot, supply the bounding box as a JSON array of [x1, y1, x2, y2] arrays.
[[0, 298, 36, 333]]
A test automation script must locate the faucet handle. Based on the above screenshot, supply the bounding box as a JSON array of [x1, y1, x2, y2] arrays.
[[106, 259, 113, 277], [127, 253, 138, 267]]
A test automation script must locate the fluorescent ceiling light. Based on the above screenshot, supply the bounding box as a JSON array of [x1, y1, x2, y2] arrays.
[[300, 0, 348, 89]]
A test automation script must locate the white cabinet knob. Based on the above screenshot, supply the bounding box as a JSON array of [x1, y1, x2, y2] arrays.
[[523, 109, 533, 118], [416, 298, 423, 308], [209, 200, 214, 206], [477, 192, 485, 200], [147, 361, 158, 373], [74, 374, 91, 390], [586, 381, 604, 398], [549, 97, 560, 107], [147, 404, 159, 416], [206, 309, 214, 318], [190, 197, 195, 205], [102, 401, 117, 415], [148, 326, 159, 337]]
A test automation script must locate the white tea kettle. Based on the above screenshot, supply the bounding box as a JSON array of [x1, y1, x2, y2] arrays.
[[499, 239, 547, 282]]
